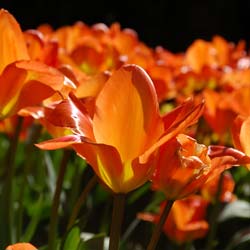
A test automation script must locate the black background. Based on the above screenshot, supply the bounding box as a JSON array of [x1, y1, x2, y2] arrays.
[[1, 0, 250, 52]]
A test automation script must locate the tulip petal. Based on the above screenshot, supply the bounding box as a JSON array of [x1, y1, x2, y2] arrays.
[[0, 9, 29, 74], [45, 93, 94, 139], [0, 61, 74, 118], [5, 242, 37, 250], [93, 64, 163, 162], [73, 142, 124, 192], [35, 135, 80, 150], [140, 98, 204, 163], [232, 116, 250, 159]]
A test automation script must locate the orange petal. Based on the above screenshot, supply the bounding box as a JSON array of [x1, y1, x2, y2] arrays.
[[237, 115, 250, 169], [5, 242, 37, 250], [232, 115, 245, 152], [46, 93, 94, 139], [140, 98, 204, 163], [73, 142, 124, 193], [0, 61, 75, 118], [0, 9, 29, 74], [93, 64, 163, 162], [232, 116, 250, 159], [35, 135, 81, 150]]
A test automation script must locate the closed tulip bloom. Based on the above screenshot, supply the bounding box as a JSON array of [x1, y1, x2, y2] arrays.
[[5, 243, 37, 250], [201, 172, 236, 203], [37, 64, 204, 193], [138, 195, 209, 244]]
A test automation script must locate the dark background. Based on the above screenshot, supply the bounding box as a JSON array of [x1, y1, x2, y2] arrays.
[[1, 0, 250, 52]]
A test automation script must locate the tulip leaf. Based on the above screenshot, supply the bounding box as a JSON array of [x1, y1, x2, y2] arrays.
[[21, 194, 44, 242], [62, 226, 81, 250], [218, 200, 250, 222]]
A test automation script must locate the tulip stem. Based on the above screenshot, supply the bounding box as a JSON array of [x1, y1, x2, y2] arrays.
[[0, 116, 23, 248], [67, 175, 98, 230], [146, 200, 174, 250], [109, 193, 126, 250], [48, 149, 71, 250], [16, 123, 42, 241], [205, 173, 224, 250]]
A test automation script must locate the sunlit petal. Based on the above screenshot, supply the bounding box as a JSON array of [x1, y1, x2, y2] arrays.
[[93, 64, 163, 162], [0, 9, 29, 74]]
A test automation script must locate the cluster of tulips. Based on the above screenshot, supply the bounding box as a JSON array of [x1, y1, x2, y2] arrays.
[[1, 8, 250, 250]]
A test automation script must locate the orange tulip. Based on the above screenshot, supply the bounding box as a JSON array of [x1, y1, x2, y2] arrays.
[[36, 64, 204, 193], [151, 134, 211, 200], [5, 243, 37, 250], [0, 9, 75, 119], [201, 171, 236, 203], [151, 134, 250, 200], [232, 115, 250, 169], [138, 195, 209, 244]]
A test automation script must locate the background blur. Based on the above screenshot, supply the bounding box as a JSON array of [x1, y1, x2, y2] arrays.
[[1, 0, 250, 52]]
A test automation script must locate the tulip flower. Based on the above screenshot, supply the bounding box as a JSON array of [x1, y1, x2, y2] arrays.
[[0, 9, 75, 119], [231, 115, 250, 169], [36, 64, 204, 194], [201, 171, 236, 203], [138, 195, 209, 245], [151, 134, 250, 200], [151, 134, 211, 200], [5, 243, 37, 250]]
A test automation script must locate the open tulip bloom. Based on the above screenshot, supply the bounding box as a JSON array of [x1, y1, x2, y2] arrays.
[[36, 64, 204, 194], [151, 134, 250, 200], [0, 9, 75, 119]]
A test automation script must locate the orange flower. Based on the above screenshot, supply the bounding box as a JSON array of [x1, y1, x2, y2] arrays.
[[138, 195, 209, 244], [5, 243, 37, 250], [151, 134, 211, 200], [232, 115, 250, 169], [0, 9, 74, 119], [36, 64, 204, 193], [201, 172, 236, 203], [185, 36, 235, 73], [151, 134, 250, 200]]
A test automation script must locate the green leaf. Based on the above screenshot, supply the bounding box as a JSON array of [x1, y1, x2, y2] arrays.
[[62, 226, 81, 250], [218, 200, 250, 222], [21, 194, 44, 242]]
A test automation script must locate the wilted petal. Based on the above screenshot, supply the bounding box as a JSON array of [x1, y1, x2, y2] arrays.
[[206, 145, 250, 181], [151, 134, 211, 200]]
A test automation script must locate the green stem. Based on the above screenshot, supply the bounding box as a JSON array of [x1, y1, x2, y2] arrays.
[[205, 173, 224, 250], [108, 193, 126, 250], [48, 149, 71, 250], [121, 192, 165, 244], [146, 200, 174, 250], [0, 116, 23, 248], [67, 175, 98, 230], [16, 123, 42, 241]]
